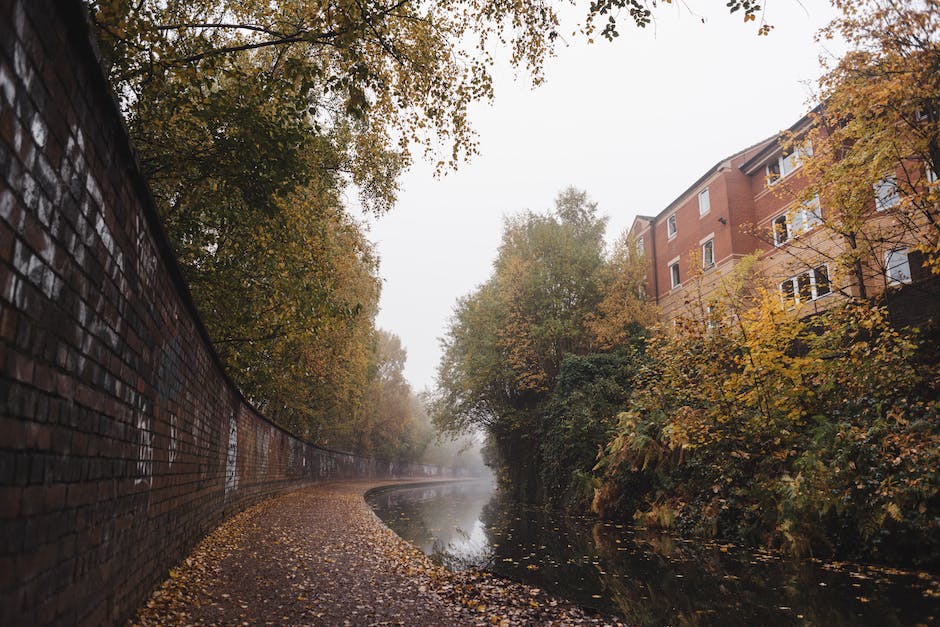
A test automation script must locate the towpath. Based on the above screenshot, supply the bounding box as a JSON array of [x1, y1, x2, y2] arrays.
[[131, 480, 625, 626]]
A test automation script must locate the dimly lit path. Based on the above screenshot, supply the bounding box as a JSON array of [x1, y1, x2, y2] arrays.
[[131, 480, 625, 626]]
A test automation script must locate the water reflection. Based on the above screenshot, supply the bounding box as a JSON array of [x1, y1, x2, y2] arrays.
[[367, 481, 940, 626], [367, 480, 496, 570]]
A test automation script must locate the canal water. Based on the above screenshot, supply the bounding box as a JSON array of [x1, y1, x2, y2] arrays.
[[366, 480, 940, 626]]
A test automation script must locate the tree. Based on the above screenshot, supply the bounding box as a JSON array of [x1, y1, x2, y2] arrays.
[[89, 0, 784, 176], [496, 188, 608, 391], [356, 330, 430, 459], [85, 0, 787, 441], [433, 188, 613, 498], [769, 0, 940, 296], [594, 259, 940, 563], [246, 201, 381, 446], [587, 231, 657, 349], [540, 350, 644, 510]]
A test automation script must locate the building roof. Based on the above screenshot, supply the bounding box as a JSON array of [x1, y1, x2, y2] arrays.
[[628, 106, 823, 232], [739, 106, 820, 175], [628, 215, 656, 234], [638, 135, 777, 226]]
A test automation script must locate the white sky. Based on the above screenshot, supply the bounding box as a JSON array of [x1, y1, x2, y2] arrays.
[[360, 0, 844, 392]]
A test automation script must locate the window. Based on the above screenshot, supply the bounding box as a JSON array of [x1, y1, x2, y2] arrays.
[[927, 164, 938, 184], [667, 214, 678, 238], [636, 236, 645, 257], [814, 265, 831, 297], [773, 214, 790, 246], [698, 189, 710, 216], [779, 265, 831, 305], [772, 195, 822, 246], [874, 175, 900, 210], [702, 239, 714, 269], [766, 160, 782, 185], [669, 261, 681, 288], [885, 249, 912, 284], [801, 195, 822, 230], [766, 142, 812, 185], [705, 304, 717, 330]]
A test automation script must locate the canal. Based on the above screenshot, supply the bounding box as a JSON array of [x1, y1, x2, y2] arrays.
[[367, 480, 940, 626]]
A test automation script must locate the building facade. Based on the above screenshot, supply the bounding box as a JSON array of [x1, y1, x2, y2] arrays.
[[631, 111, 936, 324]]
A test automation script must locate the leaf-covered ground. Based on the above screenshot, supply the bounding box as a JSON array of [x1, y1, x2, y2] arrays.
[[131, 480, 626, 626]]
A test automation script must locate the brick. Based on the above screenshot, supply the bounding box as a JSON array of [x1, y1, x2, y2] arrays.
[[0, 201, 14, 261], [19, 484, 46, 516], [0, 487, 21, 518], [0, 417, 26, 449], [0, 4, 451, 625], [0, 555, 14, 589], [23, 422, 50, 450], [66, 482, 96, 508], [42, 483, 65, 511]]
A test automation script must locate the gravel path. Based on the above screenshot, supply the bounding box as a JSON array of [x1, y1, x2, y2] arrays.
[[131, 480, 626, 626]]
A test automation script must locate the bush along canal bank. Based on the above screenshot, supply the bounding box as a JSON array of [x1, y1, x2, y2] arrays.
[[367, 480, 940, 626], [132, 480, 626, 626]]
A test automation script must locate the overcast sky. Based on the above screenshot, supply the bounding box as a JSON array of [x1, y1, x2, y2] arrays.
[[360, 0, 844, 392]]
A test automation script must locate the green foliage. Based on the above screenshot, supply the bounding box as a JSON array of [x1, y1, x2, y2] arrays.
[[88, 0, 797, 460], [433, 188, 611, 439], [433, 188, 652, 500], [587, 232, 657, 349], [595, 285, 940, 564], [594, 1, 940, 564], [585, 0, 773, 39], [355, 331, 436, 461], [772, 0, 940, 288], [540, 349, 645, 510]]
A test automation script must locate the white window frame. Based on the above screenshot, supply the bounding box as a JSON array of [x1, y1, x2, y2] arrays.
[[772, 214, 790, 246], [772, 195, 822, 247], [701, 235, 715, 269], [766, 142, 812, 186], [669, 259, 681, 289], [667, 214, 678, 239], [636, 235, 645, 257], [874, 175, 900, 211], [885, 248, 912, 284], [927, 164, 938, 184], [705, 304, 717, 330], [779, 265, 832, 305], [698, 188, 710, 216]]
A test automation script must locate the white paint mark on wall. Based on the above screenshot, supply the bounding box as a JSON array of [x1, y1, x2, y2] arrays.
[[194, 408, 207, 481], [86, 172, 104, 210], [225, 413, 238, 495], [0, 65, 15, 107], [30, 113, 46, 148], [62, 123, 124, 280], [94, 206, 117, 261], [256, 424, 270, 476], [10, 5, 34, 98], [135, 406, 153, 486], [168, 413, 178, 466], [135, 214, 157, 292]]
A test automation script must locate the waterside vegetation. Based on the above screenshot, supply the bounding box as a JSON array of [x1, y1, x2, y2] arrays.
[[434, 0, 940, 566]]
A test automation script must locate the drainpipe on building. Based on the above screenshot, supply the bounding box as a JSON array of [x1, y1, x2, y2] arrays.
[[649, 219, 660, 304]]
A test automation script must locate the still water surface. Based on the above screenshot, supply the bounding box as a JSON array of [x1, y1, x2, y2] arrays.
[[367, 480, 940, 626]]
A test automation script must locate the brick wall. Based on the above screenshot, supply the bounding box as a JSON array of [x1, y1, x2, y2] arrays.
[[0, 1, 450, 624]]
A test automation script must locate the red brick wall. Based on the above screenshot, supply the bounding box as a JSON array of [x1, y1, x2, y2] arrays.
[[725, 153, 764, 260], [0, 2, 449, 624]]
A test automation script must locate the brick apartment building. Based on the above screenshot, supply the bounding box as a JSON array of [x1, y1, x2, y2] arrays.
[[631, 110, 937, 323]]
